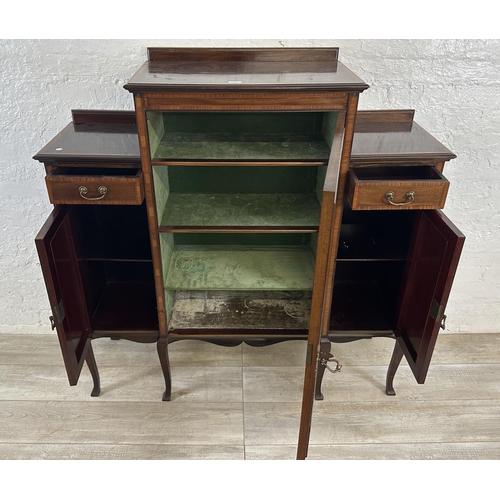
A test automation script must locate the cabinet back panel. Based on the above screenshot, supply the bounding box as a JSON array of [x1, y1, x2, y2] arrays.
[[331, 261, 406, 331], [338, 204, 415, 260], [148, 112, 336, 161], [79, 260, 157, 332], [161, 112, 325, 134], [164, 166, 319, 193], [71, 204, 152, 261], [170, 233, 312, 246]]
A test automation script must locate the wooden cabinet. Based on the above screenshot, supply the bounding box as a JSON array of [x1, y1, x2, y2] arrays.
[[33, 50, 464, 460], [123, 47, 368, 402], [34, 111, 158, 396]]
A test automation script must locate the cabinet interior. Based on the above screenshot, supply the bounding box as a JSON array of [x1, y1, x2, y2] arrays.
[[70, 203, 158, 332], [150, 110, 338, 336], [147, 111, 337, 162], [330, 203, 415, 334], [153, 165, 323, 230]]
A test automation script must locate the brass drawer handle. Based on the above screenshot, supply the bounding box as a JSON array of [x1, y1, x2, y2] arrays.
[[79, 185, 108, 201], [385, 190, 415, 206]]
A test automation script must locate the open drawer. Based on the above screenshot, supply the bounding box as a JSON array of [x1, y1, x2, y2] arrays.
[[346, 166, 449, 210], [45, 167, 144, 205]]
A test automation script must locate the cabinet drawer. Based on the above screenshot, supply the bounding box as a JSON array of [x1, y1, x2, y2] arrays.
[[45, 167, 144, 205], [346, 166, 449, 210]]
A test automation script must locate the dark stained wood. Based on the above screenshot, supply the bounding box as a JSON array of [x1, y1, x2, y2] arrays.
[[70, 203, 152, 262], [124, 48, 368, 93], [91, 331, 159, 343], [71, 109, 136, 125], [396, 210, 465, 383], [35, 206, 91, 386], [45, 169, 144, 205], [90, 281, 158, 333], [385, 341, 404, 396], [351, 116, 456, 163], [85, 343, 101, 397], [147, 47, 340, 63], [33, 112, 140, 164], [354, 110, 415, 132], [157, 338, 171, 401], [328, 279, 394, 332]]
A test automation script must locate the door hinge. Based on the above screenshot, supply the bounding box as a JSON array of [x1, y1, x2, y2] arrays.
[[53, 300, 65, 324], [430, 298, 445, 326]]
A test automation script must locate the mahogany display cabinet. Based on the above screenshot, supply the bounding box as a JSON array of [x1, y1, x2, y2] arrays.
[[33, 48, 464, 460]]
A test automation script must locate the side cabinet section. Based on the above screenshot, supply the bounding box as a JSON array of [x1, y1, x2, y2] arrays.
[[35, 206, 92, 385], [396, 210, 465, 383]]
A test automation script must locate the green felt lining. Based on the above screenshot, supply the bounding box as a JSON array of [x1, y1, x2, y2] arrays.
[[147, 111, 337, 162], [164, 245, 315, 291]]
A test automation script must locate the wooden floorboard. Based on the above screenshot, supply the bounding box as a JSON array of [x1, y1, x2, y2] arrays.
[[0, 332, 499, 460]]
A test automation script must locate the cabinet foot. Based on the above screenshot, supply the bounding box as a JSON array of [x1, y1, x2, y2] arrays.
[[157, 338, 172, 401], [86, 344, 101, 397], [386, 341, 404, 396]]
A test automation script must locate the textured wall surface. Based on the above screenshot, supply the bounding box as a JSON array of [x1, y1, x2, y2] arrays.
[[1, 39, 499, 334]]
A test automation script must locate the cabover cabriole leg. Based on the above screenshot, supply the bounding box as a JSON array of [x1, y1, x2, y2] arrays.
[[86, 343, 101, 397], [386, 341, 404, 396], [157, 338, 172, 401]]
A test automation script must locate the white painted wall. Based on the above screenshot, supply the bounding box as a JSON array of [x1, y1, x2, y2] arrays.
[[1, 39, 498, 334]]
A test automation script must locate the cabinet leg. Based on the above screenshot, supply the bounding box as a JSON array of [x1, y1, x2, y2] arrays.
[[315, 339, 332, 401], [157, 338, 172, 401], [386, 341, 404, 396], [86, 343, 101, 397]]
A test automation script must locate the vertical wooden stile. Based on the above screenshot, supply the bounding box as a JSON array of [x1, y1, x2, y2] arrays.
[[296, 94, 360, 460], [134, 95, 168, 336]]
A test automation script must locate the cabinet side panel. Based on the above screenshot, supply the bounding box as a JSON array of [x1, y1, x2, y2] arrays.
[[153, 166, 170, 225], [147, 111, 164, 158], [159, 233, 175, 321]]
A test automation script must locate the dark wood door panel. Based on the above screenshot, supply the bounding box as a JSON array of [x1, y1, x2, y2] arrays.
[[35, 206, 91, 385], [397, 210, 465, 383]]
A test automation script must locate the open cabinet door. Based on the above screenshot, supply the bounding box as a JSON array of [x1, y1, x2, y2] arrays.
[[296, 95, 360, 460], [397, 210, 465, 383], [35, 205, 92, 386]]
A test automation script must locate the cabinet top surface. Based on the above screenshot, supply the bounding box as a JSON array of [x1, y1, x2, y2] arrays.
[[351, 110, 456, 162], [123, 48, 369, 92], [33, 111, 140, 164], [34, 110, 455, 165]]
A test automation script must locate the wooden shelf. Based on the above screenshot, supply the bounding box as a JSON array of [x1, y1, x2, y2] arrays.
[[158, 193, 320, 232], [164, 245, 315, 291], [168, 290, 310, 335], [152, 132, 331, 162]]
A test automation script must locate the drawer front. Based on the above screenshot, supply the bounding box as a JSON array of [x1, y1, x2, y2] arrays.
[[46, 171, 144, 205], [346, 167, 449, 211]]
